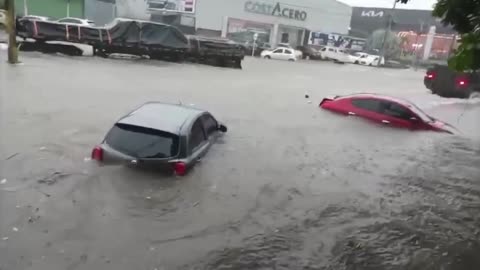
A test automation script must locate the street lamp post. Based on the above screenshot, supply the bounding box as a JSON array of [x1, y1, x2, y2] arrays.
[[5, 0, 19, 64]]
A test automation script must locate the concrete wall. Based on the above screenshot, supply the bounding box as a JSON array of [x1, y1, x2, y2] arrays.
[[85, 0, 116, 26], [115, 0, 149, 20], [16, 0, 84, 18], [195, 0, 352, 34]]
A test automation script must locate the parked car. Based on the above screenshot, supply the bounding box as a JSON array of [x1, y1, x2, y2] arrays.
[[319, 46, 349, 62], [19, 15, 53, 22], [296, 45, 322, 60], [277, 43, 302, 58], [319, 93, 457, 134], [56, 17, 94, 26], [91, 102, 228, 176], [261, 47, 297, 61], [424, 64, 480, 99], [348, 52, 369, 64], [359, 54, 385, 66]]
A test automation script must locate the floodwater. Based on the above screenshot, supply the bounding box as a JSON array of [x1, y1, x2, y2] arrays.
[[1, 53, 479, 270]]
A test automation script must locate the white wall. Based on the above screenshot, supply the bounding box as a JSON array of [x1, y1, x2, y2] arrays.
[[196, 0, 352, 34]]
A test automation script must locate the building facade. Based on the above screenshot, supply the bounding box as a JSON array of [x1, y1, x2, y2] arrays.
[[195, 0, 352, 47], [15, 0, 85, 18], [85, 0, 352, 47]]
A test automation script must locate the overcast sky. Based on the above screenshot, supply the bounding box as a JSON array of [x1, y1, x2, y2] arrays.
[[337, 0, 437, 10]]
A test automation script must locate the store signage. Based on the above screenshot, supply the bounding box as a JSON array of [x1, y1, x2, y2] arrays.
[[361, 10, 384, 17], [244, 1, 308, 21]]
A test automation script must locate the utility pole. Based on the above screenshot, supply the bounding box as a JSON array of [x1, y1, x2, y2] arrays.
[[378, 0, 397, 66], [5, 0, 19, 64], [23, 0, 28, 15]]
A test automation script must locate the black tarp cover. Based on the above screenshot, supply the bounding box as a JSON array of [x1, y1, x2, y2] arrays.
[[17, 18, 189, 50]]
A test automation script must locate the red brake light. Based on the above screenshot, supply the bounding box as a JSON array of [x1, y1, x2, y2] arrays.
[[455, 76, 469, 88], [91, 146, 103, 161], [173, 162, 187, 176], [425, 71, 435, 79]]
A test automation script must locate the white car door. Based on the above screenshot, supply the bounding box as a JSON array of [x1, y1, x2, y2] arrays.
[[284, 49, 295, 61], [271, 48, 285, 60]]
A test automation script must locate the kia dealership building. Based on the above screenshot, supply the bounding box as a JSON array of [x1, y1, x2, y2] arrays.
[[194, 0, 352, 47]]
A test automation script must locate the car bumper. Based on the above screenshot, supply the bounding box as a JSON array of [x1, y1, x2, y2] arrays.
[[424, 78, 433, 90]]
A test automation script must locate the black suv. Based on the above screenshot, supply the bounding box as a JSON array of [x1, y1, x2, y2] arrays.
[[424, 64, 480, 98]]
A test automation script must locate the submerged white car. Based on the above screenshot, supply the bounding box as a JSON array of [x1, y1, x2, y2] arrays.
[[348, 52, 369, 64], [319, 46, 349, 62], [261, 48, 297, 61], [359, 55, 385, 66], [277, 43, 303, 59]]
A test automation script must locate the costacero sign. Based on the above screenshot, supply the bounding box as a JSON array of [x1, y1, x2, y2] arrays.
[[245, 1, 307, 21]]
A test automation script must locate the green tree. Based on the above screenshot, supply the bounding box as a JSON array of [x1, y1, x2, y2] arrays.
[[399, 0, 480, 71], [366, 29, 401, 59]]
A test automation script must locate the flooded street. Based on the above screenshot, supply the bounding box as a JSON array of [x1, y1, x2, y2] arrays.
[[1, 53, 479, 270]]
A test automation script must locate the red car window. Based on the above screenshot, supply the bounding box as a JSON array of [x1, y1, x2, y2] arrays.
[[351, 98, 382, 113], [380, 101, 416, 121]]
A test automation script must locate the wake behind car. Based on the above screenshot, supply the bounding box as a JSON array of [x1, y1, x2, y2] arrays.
[[424, 64, 480, 99], [319, 93, 457, 134], [91, 102, 227, 175]]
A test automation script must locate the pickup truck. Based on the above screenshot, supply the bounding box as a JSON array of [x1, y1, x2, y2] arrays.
[[424, 64, 480, 99]]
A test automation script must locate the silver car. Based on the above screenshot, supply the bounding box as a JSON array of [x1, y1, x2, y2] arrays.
[[91, 102, 227, 175]]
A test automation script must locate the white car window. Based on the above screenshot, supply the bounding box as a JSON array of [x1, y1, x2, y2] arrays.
[[321, 48, 326, 51], [284, 49, 293, 55], [273, 49, 283, 54]]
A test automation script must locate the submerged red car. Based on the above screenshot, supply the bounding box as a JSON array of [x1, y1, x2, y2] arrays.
[[319, 93, 457, 134]]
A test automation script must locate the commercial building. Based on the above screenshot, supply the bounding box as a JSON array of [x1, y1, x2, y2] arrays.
[[194, 0, 352, 47], [85, 0, 352, 47], [349, 7, 455, 38]]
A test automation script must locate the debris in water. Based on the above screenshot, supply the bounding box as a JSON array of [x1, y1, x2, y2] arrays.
[[6, 153, 19, 160], [2, 237, 8, 241], [37, 172, 71, 185], [146, 196, 152, 200], [193, 201, 200, 207], [305, 93, 310, 99], [442, 252, 448, 256], [0, 179, 6, 184], [39, 146, 47, 151], [84, 157, 91, 162], [149, 246, 156, 251], [307, 100, 312, 104], [12, 227, 19, 232]]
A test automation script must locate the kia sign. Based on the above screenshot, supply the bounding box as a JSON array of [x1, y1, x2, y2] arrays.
[[361, 10, 384, 17], [245, 1, 307, 21]]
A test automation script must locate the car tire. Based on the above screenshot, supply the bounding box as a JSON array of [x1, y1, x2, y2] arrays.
[[354, 61, 359, 64], [264, 55, 271, 59], [288, 59, 295, 62], [369, 63, 373, 66]]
